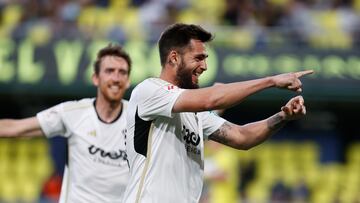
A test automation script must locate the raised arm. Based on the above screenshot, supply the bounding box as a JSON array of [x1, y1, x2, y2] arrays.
[[173, 70, 313, 113], [0, 117, 44, 138], [208, 96, 306, 150]]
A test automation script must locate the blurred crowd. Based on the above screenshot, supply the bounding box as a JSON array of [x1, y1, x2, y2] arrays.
[[202, 140, 360, 203], [0, 0, 360, 49]]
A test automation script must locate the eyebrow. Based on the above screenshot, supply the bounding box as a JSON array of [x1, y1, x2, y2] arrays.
[[104, 66, 129, 72]]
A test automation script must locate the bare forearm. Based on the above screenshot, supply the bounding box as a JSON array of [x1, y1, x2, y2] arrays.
[[174, 77, 274, 112], [208, 77, 274, 109], [0, 119, 19, 137], [238, 113, 288, 149], [209, 113, 287, 150], [214, 70, 314, 107], [174, 70, 313, 113], [0, 118, 44, 137], [209, 95, 307, 150], [267, 112, 288, 131]]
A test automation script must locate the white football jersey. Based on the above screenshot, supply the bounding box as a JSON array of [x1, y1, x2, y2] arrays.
[[123, 78, 225, 203], [37, 98, 129, 203]]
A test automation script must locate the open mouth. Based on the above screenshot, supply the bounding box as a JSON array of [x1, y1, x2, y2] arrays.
[[109, 85, 121, 93], [192, 70, 201, 79]]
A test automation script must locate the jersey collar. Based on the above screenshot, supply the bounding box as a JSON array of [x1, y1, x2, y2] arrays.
[[93, 99, 123, 124]]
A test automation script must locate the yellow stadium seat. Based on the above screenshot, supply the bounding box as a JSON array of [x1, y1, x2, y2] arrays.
[[0, 176, 18, 203], [32, 138, 50, 156], [346, 142, 360, 163], [1, 3, 23, 37], [110, 0, 130, 10], [121, 8, 142, 40], [77, 6, 98, 29], [18, 176, 41, 203], [177, 9, 202, 24], [281, 165, 299, 187], [27, 24, 52, 46], [302, 164, 320, 188], [280, 142, 297, 162], [312, 191, 336, 203], [93, 8, 116, 35], [15, 138, 31, 157], [188, 0, 225, 24], [309, 11, 352, 49], [339, 187, 358, 203], [14, 157, 33, 180], [269, 0, 291, 7], [246, 181, 270, 203], [355, 0, 360, 13], [33, 156, 54, 184], [0, 138, 12, 154], [0, 137, 53, 203], [298, 141, 319, 165]]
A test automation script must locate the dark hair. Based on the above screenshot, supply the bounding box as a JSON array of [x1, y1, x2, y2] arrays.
[[93, 43, 132, 75], [158, 23, 213, 66]]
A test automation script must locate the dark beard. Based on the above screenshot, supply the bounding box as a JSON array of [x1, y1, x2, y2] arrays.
[[175, 61, 198, 89]]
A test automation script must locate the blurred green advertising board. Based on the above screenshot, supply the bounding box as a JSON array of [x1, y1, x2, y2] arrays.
[[0, 39, 359, 102]]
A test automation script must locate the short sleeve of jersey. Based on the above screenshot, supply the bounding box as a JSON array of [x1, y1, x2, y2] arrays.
[[36, 103, 68, 138], [200, 111, 226, 140], [137, 79, 185, 121]]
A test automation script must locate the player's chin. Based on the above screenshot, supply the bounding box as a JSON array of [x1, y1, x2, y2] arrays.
[[107, 93, 123, 102]]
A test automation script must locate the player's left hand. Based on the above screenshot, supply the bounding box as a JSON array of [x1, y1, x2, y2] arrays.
[[280, 95, 306, 120]]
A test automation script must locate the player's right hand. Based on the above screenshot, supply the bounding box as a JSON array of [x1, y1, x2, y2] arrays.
[[280, 95, 306, 121], [271, 70, 314, 92]]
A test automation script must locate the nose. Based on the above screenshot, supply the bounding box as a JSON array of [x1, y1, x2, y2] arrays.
[[201, 60, 207, 71], [112, 72, 121, 81]]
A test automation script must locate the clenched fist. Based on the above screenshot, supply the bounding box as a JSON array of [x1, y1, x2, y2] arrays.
[[280, 95, 307, 120]]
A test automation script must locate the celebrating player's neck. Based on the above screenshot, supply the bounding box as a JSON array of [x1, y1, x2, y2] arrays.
[[160, 67, 176, 85], [95, 96, 122, 123]]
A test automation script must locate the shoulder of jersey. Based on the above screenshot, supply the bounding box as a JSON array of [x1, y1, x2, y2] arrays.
[[133, 78, 160, 92], [121, 99, 128, 109], [62, 98, 94, 112], [147, 77, 180, 92], [121, 99, 129, 104]]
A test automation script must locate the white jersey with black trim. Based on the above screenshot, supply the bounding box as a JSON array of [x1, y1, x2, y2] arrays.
[[123, 78, 226, 203], [37, 98, 129, 203]]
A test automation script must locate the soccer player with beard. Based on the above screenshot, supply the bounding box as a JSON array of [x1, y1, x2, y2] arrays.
[[123, 23, 314, 203], [0, 44, 131, 203]]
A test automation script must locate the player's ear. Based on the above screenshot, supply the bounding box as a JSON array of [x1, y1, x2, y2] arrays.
[[92, 73, 99, 86], [168, 50, 179, 66]]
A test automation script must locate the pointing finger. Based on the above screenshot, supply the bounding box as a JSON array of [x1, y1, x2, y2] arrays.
[[297, 95, 304, 105], [295, 70, 314, 78]]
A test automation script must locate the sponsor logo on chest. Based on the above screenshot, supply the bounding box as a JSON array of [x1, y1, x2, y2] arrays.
[[181, 125, 201, 155], [88, 145, 128, 167]]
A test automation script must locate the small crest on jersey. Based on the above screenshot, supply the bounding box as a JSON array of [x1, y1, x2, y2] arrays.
[[87, 130, 97, 137], [164, 84, 178, 92]]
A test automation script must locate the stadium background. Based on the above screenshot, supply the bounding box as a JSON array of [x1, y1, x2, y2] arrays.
[[0, 0, 359, 202]]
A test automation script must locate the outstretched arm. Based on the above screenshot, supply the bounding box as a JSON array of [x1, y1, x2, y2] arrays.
[[208, 96, 306, 150], [0, 117, 44, 138], [173, 70, 313, 113]]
